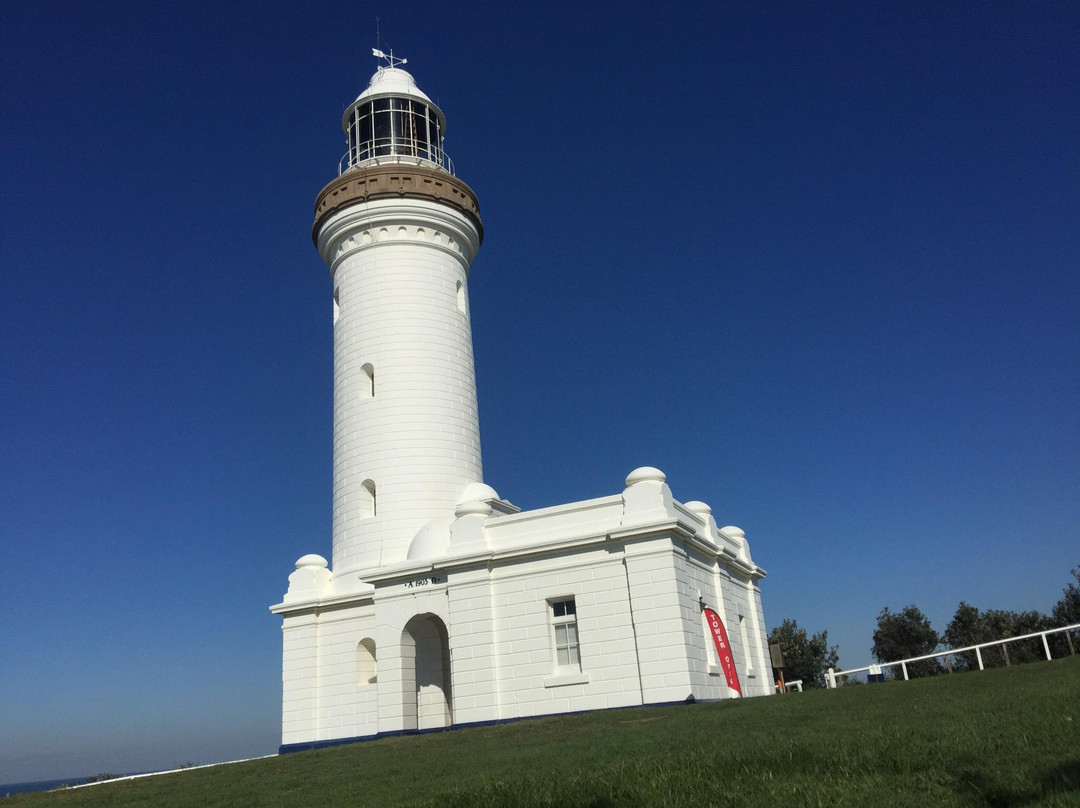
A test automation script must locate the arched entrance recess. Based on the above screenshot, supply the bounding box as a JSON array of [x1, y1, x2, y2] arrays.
[[401, 614, 452, 730]]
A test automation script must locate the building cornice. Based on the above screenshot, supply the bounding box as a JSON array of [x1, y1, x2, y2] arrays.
[[336, 514, 763, 592], [313, 164, 482, 245], [269, 588, 376, 616]]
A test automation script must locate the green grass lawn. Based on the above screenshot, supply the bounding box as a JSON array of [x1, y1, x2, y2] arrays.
[[7, 656, 1079, 807]]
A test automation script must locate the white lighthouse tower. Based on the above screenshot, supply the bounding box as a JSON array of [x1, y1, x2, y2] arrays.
[[313, 53, 486, 579], [273, 54, 772, 753]]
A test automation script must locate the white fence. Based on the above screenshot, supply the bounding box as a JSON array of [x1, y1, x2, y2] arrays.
[[825, 622, 1080, 688]]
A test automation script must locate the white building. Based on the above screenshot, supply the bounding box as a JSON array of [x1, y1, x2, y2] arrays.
[[271, 57, 772, 752]]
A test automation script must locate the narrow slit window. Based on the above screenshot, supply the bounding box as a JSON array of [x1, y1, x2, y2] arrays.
[[361, 479, 376, 518], [456, 280, 466, 314], [361, 363, 374, 398], [704, 612, 719, 666], [333, 288, 340, 326]]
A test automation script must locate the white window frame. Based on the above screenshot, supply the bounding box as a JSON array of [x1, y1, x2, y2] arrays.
[[550, 598, 580, 669], [544, 597, 590, 688]]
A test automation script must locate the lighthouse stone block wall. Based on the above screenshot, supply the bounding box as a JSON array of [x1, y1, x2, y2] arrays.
[[319, 190, 483, 577]]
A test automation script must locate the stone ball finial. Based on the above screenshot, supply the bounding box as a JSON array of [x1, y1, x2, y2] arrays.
[[720, 526, 745, 539], [455, 499, 493, 518], [458, 482, 500, 505], [295, 554, 329, 570], [684, 501, 712, 515], [625, 466, 666, 487]]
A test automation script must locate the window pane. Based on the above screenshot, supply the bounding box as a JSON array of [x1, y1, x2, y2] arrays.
[[391, 109, 403, 152], [373, 110, 392, 155], [415, 105, 432, 155], [401, 112, 413, 153], [357, 106, 373, 160], [551, 598, 581, 670]]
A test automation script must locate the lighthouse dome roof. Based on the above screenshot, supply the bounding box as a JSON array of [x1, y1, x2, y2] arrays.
[[354, 67, 434, 105]]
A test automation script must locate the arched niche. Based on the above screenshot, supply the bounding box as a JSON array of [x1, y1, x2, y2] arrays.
[[401, 613, 452, 730], [357, 638, 377, 685]]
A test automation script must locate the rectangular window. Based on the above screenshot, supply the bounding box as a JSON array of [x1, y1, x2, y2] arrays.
[[739, 614, 754, 675], [550, 598, 580, 669]]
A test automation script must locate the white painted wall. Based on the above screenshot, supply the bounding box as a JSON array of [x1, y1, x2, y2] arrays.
[[316, 199, 484, 578]]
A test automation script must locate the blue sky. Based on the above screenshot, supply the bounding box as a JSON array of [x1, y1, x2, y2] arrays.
[[2, 0, 1077, 784]]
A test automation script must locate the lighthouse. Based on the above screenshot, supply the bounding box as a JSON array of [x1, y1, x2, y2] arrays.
[[313, 54, 486, 579], [273, 54, 772, 752]]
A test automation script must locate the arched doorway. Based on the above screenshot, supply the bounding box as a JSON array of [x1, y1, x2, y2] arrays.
[[401, 614, 452, 730]]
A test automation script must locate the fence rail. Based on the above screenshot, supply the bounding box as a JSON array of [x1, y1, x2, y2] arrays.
[[825, 622, 1080, 688]]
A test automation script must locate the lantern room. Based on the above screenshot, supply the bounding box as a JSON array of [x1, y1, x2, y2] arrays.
[[341, 64, 451, 175]]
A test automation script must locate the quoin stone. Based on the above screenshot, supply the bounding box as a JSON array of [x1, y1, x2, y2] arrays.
[[271, 54, 772, 751]]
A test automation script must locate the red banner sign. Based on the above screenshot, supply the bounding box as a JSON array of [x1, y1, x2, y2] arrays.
[[703, 607, 742, 696]]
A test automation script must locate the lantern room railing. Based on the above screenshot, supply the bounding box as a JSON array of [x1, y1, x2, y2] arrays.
[[339, 142, 455, 177]]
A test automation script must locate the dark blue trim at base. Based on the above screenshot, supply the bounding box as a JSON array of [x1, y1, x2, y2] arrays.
[[279, 698, 705, 755]]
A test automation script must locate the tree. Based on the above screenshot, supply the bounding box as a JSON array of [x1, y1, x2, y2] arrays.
[[943, 601, 988, 671], [939, 567, 1079, 671], [944, 602, 1050, 669], [1051, 565, 1080, 627], [871, 605, 941, 678], [983, 609, 1049, 664], [768, 619, 840, 689]]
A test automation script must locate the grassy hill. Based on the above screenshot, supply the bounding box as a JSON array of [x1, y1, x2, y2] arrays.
[[7, 656, 1079, 807]]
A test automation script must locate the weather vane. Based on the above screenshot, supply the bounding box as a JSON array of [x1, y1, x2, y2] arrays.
[[372, 48, 407, 69]]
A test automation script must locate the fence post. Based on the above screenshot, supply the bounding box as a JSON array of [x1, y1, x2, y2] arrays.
[[826, 668, 836, 689], [1042, 632, 1052, 660], [1003, 644, 1011, 666], [901, 661, 909, 681], [976, 646, 984, 671], [1068, 631, 1075, 656]]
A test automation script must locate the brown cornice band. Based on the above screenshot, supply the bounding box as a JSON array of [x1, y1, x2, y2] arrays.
[[312, 164, 483, 244]]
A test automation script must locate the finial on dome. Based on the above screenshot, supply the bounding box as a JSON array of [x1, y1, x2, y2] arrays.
[[625, 466, 667, 487], [295, 553, 328, 569]]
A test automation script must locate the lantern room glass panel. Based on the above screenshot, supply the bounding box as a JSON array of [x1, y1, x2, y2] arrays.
[[345, 97, 446, 170]]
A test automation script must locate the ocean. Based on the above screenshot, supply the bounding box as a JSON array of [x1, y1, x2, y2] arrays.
[[1, 771, 148, 797], [1, 776, 92, 796]]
